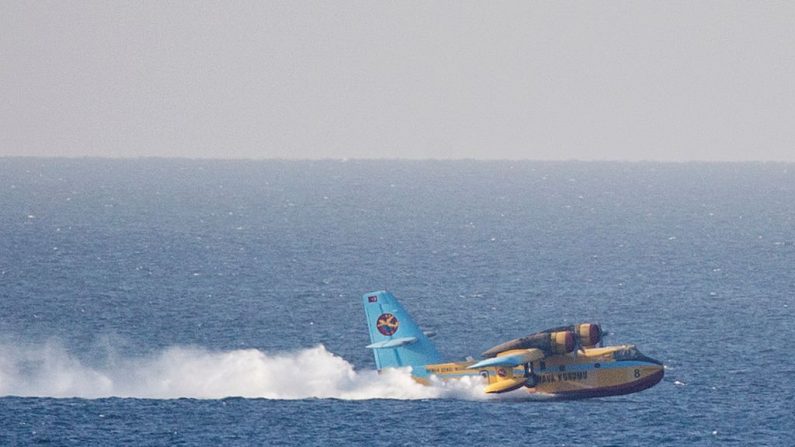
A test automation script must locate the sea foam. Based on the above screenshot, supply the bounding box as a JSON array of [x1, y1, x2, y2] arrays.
[[0, 342, 492, 400]]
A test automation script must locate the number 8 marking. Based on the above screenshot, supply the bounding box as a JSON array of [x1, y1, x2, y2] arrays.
[[634, 369, 641, 378]]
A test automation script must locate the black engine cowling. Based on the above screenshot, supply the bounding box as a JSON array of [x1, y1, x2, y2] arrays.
[[540, 323, 602, 348], [482, 323, 602, 358], [482, 330, 574, 358]]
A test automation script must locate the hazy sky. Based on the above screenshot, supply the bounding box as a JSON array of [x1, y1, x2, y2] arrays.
[[2, 1, 794, 160]]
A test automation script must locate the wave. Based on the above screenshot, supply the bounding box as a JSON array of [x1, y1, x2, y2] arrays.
[[0, 342, 491, 400]]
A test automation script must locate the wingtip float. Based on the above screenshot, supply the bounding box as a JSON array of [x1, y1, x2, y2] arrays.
[[362, 290, 664, 400]]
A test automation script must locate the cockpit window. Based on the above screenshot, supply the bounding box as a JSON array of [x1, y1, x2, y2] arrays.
[[613, 346, 641, 361], [611, 346, 663, 365]]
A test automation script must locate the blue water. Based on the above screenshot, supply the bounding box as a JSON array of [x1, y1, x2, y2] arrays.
[[0, 159, 792, 445]]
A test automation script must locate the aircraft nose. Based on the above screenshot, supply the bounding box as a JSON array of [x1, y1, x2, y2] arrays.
[[639, 354, 664, 366], [650, 361, 664, 377], [638, 355, 665, 382]]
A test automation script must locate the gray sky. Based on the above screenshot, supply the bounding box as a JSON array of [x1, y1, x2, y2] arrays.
[[1, 1, 794, 161]]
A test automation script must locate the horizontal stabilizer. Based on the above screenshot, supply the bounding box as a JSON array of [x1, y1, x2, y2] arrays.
[[366, 337, 418, 349], [467, 348, 544, 369]]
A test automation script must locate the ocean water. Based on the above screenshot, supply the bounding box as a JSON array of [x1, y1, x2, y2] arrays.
[[0, 158, 792, 446]]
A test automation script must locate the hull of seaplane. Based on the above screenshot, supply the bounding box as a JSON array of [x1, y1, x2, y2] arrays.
[[422, 345, 664, 400]]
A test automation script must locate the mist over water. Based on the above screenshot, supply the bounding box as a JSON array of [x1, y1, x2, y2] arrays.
[[0, 343, 488, 400]]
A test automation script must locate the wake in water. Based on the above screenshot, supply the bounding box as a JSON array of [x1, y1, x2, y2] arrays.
[[0, 343, 490, 400]]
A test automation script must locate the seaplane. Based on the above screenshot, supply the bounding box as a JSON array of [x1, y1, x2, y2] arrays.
[[363, 290, 664, 399]]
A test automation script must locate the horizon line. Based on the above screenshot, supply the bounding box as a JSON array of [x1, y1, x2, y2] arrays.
[[1, 155, 793, 164]]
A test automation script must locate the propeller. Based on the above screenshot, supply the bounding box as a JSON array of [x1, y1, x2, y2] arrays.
[[599, 328, 611, 348], [572, 329, 583, 356]]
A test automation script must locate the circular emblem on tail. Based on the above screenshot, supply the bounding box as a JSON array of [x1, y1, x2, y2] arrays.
[[376, 313, 399, 336]]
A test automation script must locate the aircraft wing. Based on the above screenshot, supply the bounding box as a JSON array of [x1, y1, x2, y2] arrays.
[[465, 348, 545, 394], [467, 348, 545, 370]]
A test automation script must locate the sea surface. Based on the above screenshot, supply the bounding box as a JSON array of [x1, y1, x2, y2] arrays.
[[0, 158, 792, 446]]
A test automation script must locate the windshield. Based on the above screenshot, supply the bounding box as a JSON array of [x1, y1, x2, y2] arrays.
[[612, 345, 663, 365], [613, 346, 641, 361]]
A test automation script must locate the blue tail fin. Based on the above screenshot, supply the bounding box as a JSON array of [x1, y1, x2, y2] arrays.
[[362, 291, 443, 370]]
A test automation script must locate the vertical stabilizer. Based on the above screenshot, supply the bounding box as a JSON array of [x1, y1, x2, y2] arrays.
[[362, 291, 443, 371]]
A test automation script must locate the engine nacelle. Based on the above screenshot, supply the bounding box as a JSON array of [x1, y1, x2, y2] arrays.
[[541, 323, 603, 348], [482, 331, 574, 358], [575, 323, 602, 347], [549, 330, 575, 354]]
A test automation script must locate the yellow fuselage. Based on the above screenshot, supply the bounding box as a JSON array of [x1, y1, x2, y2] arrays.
[[421, 344, 664, 399]]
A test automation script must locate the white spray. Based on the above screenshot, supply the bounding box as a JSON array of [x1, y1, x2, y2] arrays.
[[0, 342, 493, 400]]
